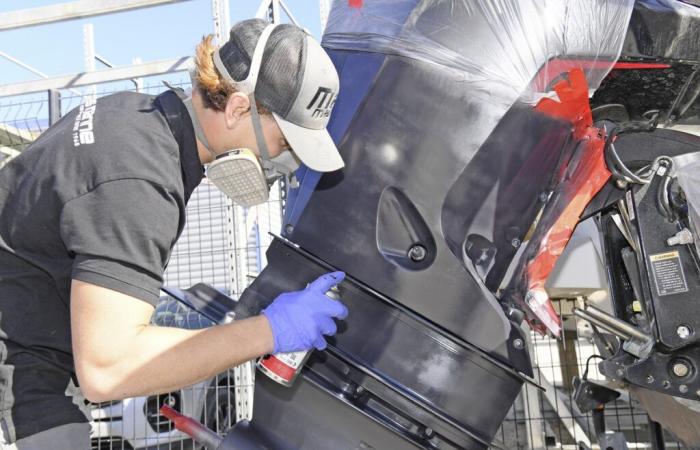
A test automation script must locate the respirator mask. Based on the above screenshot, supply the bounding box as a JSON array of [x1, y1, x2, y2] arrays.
[[206, 146, 300, 207], [183, 23, 301, 208]]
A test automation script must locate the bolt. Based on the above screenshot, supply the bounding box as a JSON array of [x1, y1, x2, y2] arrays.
[[667, 228, 694, 246], [408, 245, 427, 262], [423, 427, 434, 439], [696, 389, 700, 397], [662, 380, 671, 389], [284, 224, 294, 235], [646, 375, 654, 384], [355, 386, 365, 396], [680, 384, 689, 394], [164, 395, 177, 407], [341, 382, 356, 396], [672, 361, 691, 378], [677, 325, 693, 340], [511, 238, 521, 248], [513, 338, 524, 349], [539, 192, 549, 202], [616, 368, 625, 377]]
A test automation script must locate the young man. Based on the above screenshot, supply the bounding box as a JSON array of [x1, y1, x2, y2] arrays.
[[0, 19, 347, 449]]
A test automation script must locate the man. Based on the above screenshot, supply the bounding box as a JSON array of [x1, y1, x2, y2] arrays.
[[0, 19, 347, 449]]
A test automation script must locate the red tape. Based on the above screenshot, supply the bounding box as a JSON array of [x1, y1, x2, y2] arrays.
[[525, 68, 612, 336]]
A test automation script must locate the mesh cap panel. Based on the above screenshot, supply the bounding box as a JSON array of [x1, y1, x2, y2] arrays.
[[218, 19, 307, 118]]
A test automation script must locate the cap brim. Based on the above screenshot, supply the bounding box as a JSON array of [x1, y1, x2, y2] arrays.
[[273, 112, 344, 172]]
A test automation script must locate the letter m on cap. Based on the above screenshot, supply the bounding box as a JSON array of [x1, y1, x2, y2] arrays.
[[306, 87, 336, 119]]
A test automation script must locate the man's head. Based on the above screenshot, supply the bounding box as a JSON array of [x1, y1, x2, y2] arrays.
[[192, 19, 343, 173]]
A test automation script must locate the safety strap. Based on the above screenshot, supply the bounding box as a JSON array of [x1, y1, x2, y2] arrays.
[[168, 79, 216, 159], [249, 93, 275, 173]]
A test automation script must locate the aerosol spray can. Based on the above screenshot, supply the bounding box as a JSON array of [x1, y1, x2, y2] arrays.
[[257, 285, 341, 387]]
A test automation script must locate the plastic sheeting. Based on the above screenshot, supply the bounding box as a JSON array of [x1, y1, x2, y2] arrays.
[[317, 0, 634, 335], [324, 0, 634, 106]]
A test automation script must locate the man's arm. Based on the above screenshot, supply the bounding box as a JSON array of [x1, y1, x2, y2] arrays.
[[71, 279, 274, 402]]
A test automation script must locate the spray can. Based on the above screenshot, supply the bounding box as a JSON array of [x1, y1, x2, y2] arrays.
[[257, 285, 341, 387]]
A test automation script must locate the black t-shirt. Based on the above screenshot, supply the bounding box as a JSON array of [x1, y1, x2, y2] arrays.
[[0, 90, 203, 440]]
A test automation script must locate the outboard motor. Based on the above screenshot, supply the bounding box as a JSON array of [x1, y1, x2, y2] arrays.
[[168, 1, 636, 449]]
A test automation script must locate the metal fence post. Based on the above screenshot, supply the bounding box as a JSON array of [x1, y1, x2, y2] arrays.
[[48, 89, 61, 126]]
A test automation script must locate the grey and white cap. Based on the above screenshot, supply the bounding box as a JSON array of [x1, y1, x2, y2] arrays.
[[213, 19, 343, 172]]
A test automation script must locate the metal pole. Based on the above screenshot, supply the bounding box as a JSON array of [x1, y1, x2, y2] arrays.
[[48, 89, 61, 126], [221, 0, 230, 40], [573, 308, 633, 341], [211, 0, 226, 45], [0, 51, 81, 96], [574, 306, 649, 342], [648, 416, 666, 450], [523, 327, 546, 450], [0, 51, 51, 80], [131, 58, 144, 93], [319, 0, 331, 31], [254, 0, 272, 20], [270, 0, 281, 23], [0, 0, 193, 31], [94, 54, 141, 91], [0, 57, 191, 97], [83, 23, 97, 98], [277, 0, 300, 26]]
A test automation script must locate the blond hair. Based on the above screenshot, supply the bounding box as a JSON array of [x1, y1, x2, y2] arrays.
[[194, 35, 270, 114]]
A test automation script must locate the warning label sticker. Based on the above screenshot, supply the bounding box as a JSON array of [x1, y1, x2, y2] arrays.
[[650, 251, 689, 296]]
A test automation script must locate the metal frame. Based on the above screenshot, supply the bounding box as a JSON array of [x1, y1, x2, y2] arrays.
[[0, 52, 83, 97], [0, 0, 335, 99], [0, 0, 192, 31], [212, 0, 231, 46], [0, 57, 191, 98], [255, 0, 301, 26], [523, 329, 546, 450], [537, 367, 593, 448]]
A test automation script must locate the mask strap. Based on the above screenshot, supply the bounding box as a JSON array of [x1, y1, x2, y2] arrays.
[[183, 96, 217, 159], [173, 69, 217, 159], [249, 93, 280, 183]]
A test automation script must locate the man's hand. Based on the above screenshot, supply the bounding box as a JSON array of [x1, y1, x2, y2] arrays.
[[262, 271, 348, 353]]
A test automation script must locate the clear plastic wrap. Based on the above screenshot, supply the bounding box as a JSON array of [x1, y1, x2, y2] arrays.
[[324, 0, 634, 105], [300, 0, 636, 336]]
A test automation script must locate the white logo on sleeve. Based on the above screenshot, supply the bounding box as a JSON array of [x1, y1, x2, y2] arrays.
[[72, 96, 97, 147]]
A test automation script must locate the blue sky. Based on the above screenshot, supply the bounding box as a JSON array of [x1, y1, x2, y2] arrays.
[[0, 1, 323, 86]]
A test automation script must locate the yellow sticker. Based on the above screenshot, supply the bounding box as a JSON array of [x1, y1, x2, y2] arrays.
[[649, 251, 680, 262]]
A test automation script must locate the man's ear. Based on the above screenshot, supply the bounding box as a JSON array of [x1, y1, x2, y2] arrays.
[[224, 92, 251, 129]]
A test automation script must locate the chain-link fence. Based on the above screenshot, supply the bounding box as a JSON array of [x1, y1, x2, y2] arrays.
[[0, 85, 686, 449], [492, 299, 684, 449]]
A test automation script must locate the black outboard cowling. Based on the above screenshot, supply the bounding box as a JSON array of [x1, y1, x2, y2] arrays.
[[228, 1, 634, 448]]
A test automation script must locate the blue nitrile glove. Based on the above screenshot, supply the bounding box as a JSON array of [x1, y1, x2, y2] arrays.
[[262, 271, 348, 353]]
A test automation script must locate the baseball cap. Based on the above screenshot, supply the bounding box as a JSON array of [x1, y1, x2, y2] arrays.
[[214, 19, 344, 172]]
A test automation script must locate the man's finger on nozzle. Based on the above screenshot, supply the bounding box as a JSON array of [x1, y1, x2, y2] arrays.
[[307, 271, 345, 293]]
